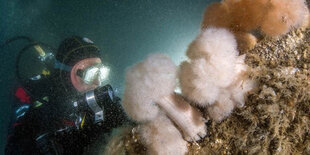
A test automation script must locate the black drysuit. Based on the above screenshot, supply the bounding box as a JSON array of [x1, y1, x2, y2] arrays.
[[5, 72, 128, 155]]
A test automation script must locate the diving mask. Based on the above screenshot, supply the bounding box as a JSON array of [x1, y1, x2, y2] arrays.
[[77, 64, 110, 86]]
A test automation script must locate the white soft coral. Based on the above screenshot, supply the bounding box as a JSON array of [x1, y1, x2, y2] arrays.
[[122, 54, 177, 122], [180, 59, 220, 106], [139, 113, 188, 155], [188, 27, 239, 88], [180, 28, 240, 106], [180, 27, 256, 122], [122, 53, 207, 154]]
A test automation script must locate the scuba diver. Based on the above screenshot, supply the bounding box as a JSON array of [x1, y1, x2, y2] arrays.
[[4, 36, 128, 154]]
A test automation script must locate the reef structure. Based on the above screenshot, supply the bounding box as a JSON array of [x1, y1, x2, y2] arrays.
[[101, 1, 310, 155], [102, 24, 310, 155], [185, 26, 310, 154], [101, 26, 310, 155]]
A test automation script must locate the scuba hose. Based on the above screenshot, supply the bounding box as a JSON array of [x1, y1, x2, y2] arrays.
[[0, 36, 33, 48]]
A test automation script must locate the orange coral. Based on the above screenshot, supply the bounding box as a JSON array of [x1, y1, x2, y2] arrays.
[[201, 0, 309, 50], [234, 32, 258, 51], [201, 2, 230, 30], [227, 0, 269, 31], [261, 0, 308, 36], [201, 0, 270, 31]]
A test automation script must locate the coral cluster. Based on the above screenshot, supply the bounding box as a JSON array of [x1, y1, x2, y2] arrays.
[[101, 26, 310, 155], [99, 1, 310, 155], [121, 54, 206, 155], [122, 54, 176, 122], [201, 0, 310, 51], [117, 28, 255, 154], [186, 27, 310, 154]]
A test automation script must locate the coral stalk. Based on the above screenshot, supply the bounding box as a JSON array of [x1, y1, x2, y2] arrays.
[[156, 93, 206, 141]]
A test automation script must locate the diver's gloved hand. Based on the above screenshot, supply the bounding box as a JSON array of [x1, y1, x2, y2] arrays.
[[100, 95, 128, 129]]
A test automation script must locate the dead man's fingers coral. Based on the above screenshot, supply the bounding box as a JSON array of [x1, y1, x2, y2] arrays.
[[228, 78, 257, 108], [156, 93, 207, 142], [139, 114, 188, 155], [180, 28, 240, 107], [201, 2, 231, 30], [261, 0, 309, 37], [122, 53, 207, 142], [201, 0, 309, 51], [186, 28, 239, 88], [179, 59, 220, 106], [180, 27, 256, 122], [186, 27, 239, 63], [201, 0, 268, 51], [122, 53, 177, 122], [234, 32, 258, 52], [202, 0, 269, 31], [226, 0, 269, 32], [206, 78, 257, 122], [206, 90, 235, 122]]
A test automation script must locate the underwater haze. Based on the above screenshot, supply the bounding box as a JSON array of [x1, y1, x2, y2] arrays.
[[0, 0, 217, 153]]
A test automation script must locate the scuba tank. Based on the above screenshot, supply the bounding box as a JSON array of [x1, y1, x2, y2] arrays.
[[1, 36, 55, 81], [1, 36, 56, 103]]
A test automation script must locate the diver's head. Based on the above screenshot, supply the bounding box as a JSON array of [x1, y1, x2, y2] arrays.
[[56, 36, 109, 93]]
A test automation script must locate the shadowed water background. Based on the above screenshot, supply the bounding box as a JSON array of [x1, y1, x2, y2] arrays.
[[0, 0, 217, 153]]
